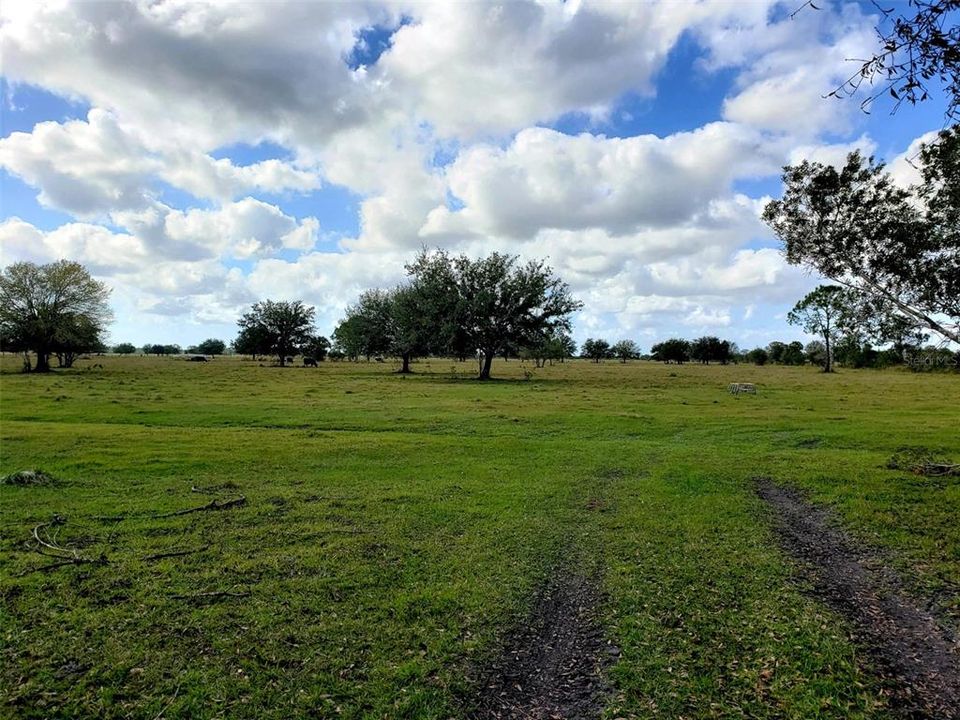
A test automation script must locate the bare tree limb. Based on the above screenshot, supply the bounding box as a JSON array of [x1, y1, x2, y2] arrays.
[[143, 545, 210, 562], [152, 496, 246, 519]]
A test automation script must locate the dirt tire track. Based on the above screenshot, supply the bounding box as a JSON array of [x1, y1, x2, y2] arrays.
[[756, 477, 960, 719], [468, 570, 612, 720]]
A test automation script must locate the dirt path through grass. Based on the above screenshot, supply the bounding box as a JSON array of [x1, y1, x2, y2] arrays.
[[757, 477, 960, 719], [468, 565, 611, 719]]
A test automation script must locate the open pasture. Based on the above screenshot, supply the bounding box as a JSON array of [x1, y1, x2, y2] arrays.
[[1, 356, 958, 719]]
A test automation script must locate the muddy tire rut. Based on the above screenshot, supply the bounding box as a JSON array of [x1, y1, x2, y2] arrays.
[[468, 569, 612, 720], [757, 477, 960, 719]]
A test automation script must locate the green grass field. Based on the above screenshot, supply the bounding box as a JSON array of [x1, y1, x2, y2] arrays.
[[1, 356, 957, 719]]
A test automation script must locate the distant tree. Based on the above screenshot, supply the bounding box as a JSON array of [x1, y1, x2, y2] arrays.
[[787, 285, 854, 372], [233, 322, 273, 359], [197, 338, 226, 356], [335, 284, 438, 372], [690, 337, 710, 364], [331, 314, 367, 361], [113, 342, 136, 355], [611, 339, 640, 363], [237, 300, 315, 367], [406, 250, 582, 380], [334, 289, 392, 363], [782, 341, 807, 366], [873, 311, 929, 360], [52, 314, 102, 367], [763, 128, 960, 344], [804, 340, 828, 369], [832, 334, 882, 368], [403, 249, 471, 362], [727, 342, 740, 363], [522, 330, 577, 367], [0, 260, 112, 372], [746, 347, 769, 365], [302, 334, 331, 362], [651, 338, 691, 364], [767, 341, 787, 364], [148, 343, 180, 356], [555, 333, 577, 362], [690, 336, 732, 365], [389, 284, 440, 373], [582, 338, 612, 363], [521, 336, 550, 368]]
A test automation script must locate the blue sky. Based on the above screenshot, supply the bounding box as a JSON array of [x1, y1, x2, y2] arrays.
[[0, 1, 949, 350]]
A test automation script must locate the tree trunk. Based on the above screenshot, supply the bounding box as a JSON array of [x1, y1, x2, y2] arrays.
[[278, 353, 285, 367], [398, 353, 412, 373], [34, 351, 51, 373], [479, 351, 494, 380], [823, 332, 832, 373]]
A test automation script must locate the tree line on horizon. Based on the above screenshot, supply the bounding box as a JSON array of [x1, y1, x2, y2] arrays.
[[230, 249, 581, 380], [2, 127, 956, 373]]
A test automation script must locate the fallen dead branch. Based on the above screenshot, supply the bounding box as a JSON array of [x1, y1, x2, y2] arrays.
[[31, 518, 95, 562], [16, 558, 104, 577], [143, 545, 210, 562], [152, 496, 247, 519], [23, 516, 108, 573], [887, 448, 960, 477], [170, 589, 251, 602], [920, 463, 960, 476]]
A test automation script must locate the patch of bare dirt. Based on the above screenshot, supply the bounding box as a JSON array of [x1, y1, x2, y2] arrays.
[[468, 569, 613, 719], [756, 477, 960, 719]]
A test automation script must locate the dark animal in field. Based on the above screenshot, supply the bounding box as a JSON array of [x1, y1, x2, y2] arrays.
[[189, 355, 208, 362], [304, 357, 318, 367]]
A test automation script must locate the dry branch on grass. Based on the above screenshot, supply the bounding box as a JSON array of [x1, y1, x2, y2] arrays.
[[170, 589, 251, 602], [887, 448, 960, 477], [152, 496, 247, 518], [142, 545, 210, 562], [19, 516, 109, 575]]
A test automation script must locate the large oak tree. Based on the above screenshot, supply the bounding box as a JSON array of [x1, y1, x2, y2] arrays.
[[0, 260, 112, 372], [408, 250, 582, 380], [237, 300, 315, 367], [762, 126, 959, 344]]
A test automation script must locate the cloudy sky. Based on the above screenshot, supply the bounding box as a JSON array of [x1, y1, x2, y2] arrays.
[[0, 1, 948, 350]]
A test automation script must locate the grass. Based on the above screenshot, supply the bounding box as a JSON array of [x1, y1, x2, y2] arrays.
[[1, 355, 957, 719]]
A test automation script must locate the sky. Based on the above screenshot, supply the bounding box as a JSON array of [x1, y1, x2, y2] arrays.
[[0, 0, 950, 351]]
